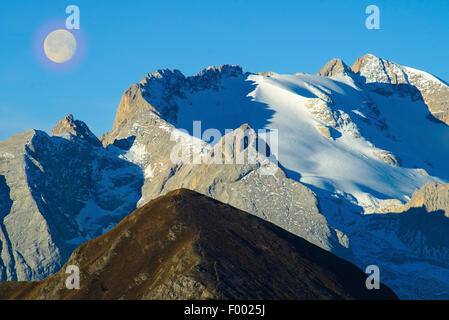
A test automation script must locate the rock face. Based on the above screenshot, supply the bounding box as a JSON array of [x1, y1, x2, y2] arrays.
[[0, 118, 143, 281], [158, 125, 344, 254], [0, 189, 397, 300], [0, 130, 56, 282], [318, 180, 449, 299], [51, 114, 101, 147], [317, 58, 354, 78], [396, 182, 449, 217]]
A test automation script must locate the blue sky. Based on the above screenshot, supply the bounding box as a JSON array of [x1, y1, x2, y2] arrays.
[[1, 0, 448, 140]]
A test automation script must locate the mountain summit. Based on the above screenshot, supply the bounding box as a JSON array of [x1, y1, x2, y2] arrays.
[[51, 114, 101, 146], [317, 58, 354, 78], [350, 54, 449, 124]]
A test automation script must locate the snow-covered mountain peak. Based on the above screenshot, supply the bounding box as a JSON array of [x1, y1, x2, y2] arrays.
[[351, 54, 407, 84], [350, 53, 443, 89], [350, 54, 449, 125], [104, 59, 449, 215]]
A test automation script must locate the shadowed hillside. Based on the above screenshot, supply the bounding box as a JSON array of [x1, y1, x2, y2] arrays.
[[0, 189, 397, 300]]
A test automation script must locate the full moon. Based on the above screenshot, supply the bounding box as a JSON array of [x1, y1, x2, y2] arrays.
[[43, 29, 76, 63]]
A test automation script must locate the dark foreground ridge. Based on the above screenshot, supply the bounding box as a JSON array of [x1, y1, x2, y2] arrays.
[[0, 189, 397, 300]]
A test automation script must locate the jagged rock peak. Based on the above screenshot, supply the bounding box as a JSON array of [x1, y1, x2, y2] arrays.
[[351, 53, 396, 80], [136, 64, 244, 101], [185, 65, 244, 91], [51, 114, 101, 146], [315, 54, 389, 81], [138, 64, 243, 87], [140, 69, 186, 86], [350, 53, 417, 88], [318, 58, 353, 77], [351, 53, 382, 73], [196, 64, 243, 77]]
